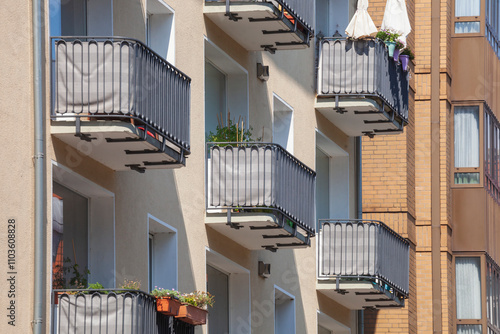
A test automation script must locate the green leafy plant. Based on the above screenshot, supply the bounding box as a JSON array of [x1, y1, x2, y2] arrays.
[[376, 29, 401, 42], [88, 282, 104, 290], [180, 291, 214, 309], [53, 257, 90, 289], [206, 112, 260, 145], [120, 279, 141, 290], [151, 287, 181, 299], [400, 47, 415, 60], [395, 39, 405, 50]]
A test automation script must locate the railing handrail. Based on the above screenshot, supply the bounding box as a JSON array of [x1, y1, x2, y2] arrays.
[[206, 142, 316, 175], [318, 219, 409, 245], [51, 36, 191, 82]]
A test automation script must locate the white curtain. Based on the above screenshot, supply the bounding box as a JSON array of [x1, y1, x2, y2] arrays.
[[456, 257, 482, 319], [455, 21, 480, 34], [454, 106, 480, 168], [457, 324, 482, 334], [456, 0, 481, 17]]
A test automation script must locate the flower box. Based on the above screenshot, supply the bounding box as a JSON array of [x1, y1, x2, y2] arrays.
[[176, 304, 208, 325], [156, 297, 182, 316]]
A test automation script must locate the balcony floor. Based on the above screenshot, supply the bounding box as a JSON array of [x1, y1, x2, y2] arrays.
[[206, 212, 309, 251], [51, 120, 184, 172], [204, 3, 307, 51], [317, 279, 404, 310], [315, 97, 405, 137]]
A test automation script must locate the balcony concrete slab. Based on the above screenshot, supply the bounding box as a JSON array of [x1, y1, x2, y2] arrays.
[[204, 2, 307, 51], [51, 120, 184, 171]]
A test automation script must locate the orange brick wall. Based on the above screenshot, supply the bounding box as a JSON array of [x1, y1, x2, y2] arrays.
[[362, 0, 454, 333]]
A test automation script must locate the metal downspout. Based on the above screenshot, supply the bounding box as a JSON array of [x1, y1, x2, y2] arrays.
[[356, 137, 364, 334], [32, 0, 46, 332]]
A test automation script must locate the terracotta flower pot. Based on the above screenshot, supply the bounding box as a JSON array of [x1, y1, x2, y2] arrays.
[[176, 304, 208, 325], [156, 297, 182, 316], [400, 55, 410, 71]]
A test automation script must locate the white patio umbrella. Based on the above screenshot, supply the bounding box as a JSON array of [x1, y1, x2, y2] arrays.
[[381, 0, 412, 44], [345, 0, 378, 39]]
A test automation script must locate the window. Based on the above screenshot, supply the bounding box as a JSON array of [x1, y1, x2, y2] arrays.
[[49, 0, 112, 37], [317, 311, 351, 334], [146, 0, 175, 64], [274, 286, 295, 334], [456, 257, 482, 319], [454, 106, 480, 184], [457, 325, 482, 334], [51, 163, 115, 289], [456, 0, 480, 17], [148, 215, 177, 291], [484, 106, 500, 200], [454, 0, 481, 34], [315, 0, 357, 37], [315, 131, 353, 226], [204, 39, 248, 139], [206, 249, 250, 333], [207, 265, 229, 334], [273, 94, 293, 153]]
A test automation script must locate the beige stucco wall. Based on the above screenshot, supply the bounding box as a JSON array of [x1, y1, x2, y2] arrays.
[[0, 1, 35, 332], [0, 0, 358, 333]]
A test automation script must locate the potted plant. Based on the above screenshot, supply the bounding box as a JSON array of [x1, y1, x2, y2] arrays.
[[151, 287, 183, 317], [176, 291, 214, 326], [400, 46, 415, 71], [376, 29, 401, 57], [393, 39, 405, 62]]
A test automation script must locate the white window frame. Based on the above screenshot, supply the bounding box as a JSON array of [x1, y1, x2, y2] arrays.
[[204, 37, 249, 135], [146, 0, 175, 64], [205, 248, 251, 333], [274, 285, 296, 334], [273, 93, 294, 154], [147, 214, 178, 292], [51, 161, 116, 288]]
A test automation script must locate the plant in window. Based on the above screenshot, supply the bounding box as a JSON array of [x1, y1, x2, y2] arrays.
[[53, 257, 90, 289], [206, 112, 260, 145]]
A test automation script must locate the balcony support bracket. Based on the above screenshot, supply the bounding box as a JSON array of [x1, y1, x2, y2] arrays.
[[335, 277, 348, 295], [224, 0, 241, 21], [334, 96, 347, 114], [125, 164, 146, 173], [74, 118, 96, 142], [226, 209, 243, 229], [261, 45, 276, 54]]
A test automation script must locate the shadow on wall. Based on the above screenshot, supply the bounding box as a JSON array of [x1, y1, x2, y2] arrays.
[[114, 169, 197, 294]]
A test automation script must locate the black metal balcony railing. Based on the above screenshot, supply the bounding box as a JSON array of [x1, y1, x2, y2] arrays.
[[318, 220, 410, 298], [51, 37, 191, 155], [52, 289, 194, 334], [207, 143, 316, 236], [317, 38, 409, 123]]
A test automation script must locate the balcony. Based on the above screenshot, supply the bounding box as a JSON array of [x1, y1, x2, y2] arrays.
[[206, 143, 316, 251], [52, 289, 195, 333], [317, 220, 409, 309], [203, 0, 313, 53], [51, 37, 191, 172], [316, 38, 409, 137]]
